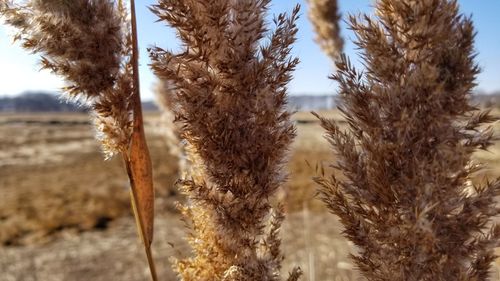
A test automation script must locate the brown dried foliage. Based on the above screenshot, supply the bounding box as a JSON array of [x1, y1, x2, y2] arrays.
[[307, 0, 343, 61], [0, 0, 133, 158], [149, 0, 301, 279], [315, 0, 500, 280]]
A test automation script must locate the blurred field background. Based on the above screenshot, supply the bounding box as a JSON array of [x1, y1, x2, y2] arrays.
[[1, 107, 500, 281]]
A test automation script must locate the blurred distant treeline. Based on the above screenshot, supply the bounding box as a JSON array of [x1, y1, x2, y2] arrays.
[[0, 92, 85, 113], [0, 92, 158, 113], [1, 91, 500, 113]]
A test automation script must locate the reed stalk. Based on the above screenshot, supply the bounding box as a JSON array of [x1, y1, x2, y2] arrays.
[[125, 1, 157, 279]]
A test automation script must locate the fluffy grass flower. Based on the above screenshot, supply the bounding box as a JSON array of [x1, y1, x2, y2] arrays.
[[315, 0, 500, 280], [307, 0, 343, 61], [150, 0, 302, 279], [1, 0, 132, 157]]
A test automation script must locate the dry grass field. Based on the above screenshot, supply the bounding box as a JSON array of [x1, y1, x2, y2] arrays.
[[1, 110, 500, 280]]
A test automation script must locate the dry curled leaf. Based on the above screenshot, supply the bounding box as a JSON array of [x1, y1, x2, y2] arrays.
[[129, 113, 154, 246]]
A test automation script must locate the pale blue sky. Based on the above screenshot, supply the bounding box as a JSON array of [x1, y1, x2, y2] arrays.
[[1, 0, 499, 101]]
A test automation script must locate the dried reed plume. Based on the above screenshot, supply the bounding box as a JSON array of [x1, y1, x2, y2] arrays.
[[1, 1, 157, 279], [307, 0, 343, 61], [154, 79, 188, 175], [1, 0, 131, 157], [314, 0, 500, 280], [149, 0, 301, 279]]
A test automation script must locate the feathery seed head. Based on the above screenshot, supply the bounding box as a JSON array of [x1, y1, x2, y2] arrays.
[[1, 0, 134, 157], [315, 0, 500, 279], [308, 0, 343, 61], [150, 1, 301, 279], [154, 79, 188, 170], [3, 0, 124, 98]]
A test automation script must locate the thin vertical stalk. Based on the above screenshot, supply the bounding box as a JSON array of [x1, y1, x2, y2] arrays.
[[127, 0, 158, 280], [122, 154, 158, 281], [302, 202, 315, 281]]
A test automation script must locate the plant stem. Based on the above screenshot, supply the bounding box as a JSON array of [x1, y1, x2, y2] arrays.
[[122, 154, 158, 281], [127, 0, 158, 280]]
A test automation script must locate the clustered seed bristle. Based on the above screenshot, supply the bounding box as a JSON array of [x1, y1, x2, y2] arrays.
[[1, 0, 134, 158], [315, 0, 500, 280], [307, 0, 343, 61], [154, 79, 187, 173], [149, 0, 301, 279]]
